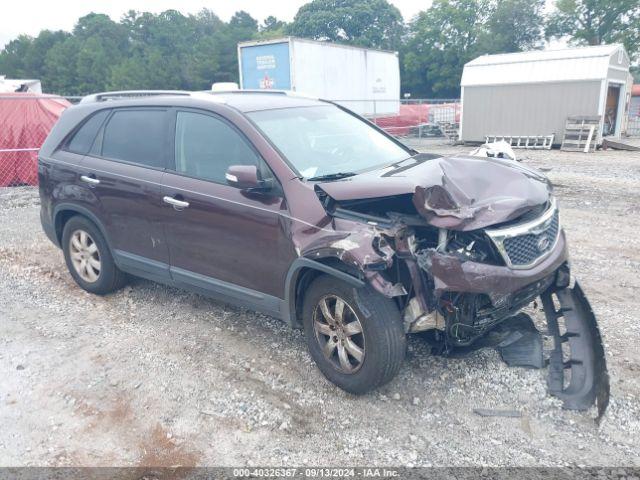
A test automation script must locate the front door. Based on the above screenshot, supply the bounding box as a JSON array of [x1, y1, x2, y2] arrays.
[[161, 109, 290, 311], [80, 107, 172, 280]]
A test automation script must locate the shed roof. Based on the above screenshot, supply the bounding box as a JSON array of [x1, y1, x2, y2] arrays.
[[461, 44, 629, 87]]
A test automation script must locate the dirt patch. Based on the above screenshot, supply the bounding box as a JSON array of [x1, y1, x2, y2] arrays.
[[138, 424, 201, 468]]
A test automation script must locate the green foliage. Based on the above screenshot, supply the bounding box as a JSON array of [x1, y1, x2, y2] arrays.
[[0, 9, 258, 95], [477, 0, 545, 53], [546, 0, 640, 60], [262, 16, 287, 33], [255, 16, 288, 40], [0, 0, 637, 98], [402, 0, 545, 97], [287, 0, 404, 50]]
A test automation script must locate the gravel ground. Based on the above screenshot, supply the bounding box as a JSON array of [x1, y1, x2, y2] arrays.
[[1, 145, 639, 467]]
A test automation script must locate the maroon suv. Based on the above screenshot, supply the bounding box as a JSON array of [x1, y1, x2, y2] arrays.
[[38, 90, 608, 413]]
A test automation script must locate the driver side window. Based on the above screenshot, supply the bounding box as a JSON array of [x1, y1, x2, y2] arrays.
[[174, 111, 263, 185]]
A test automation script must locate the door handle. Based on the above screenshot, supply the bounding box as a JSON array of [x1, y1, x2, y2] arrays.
[[163, 196, 190, 209], [80, 175, 100, 185]]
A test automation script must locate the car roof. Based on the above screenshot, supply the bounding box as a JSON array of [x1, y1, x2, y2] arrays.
[[78, 90, 328, 113], [40, 91, 334, 159], [210, 92, 327, 112]]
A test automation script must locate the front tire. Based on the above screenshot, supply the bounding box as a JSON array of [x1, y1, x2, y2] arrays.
[[62, 215, 127, 295], [302, 275, 406, 394]]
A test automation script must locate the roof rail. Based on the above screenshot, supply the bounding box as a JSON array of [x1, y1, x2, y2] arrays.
[[79, 89, 318, 104], [80, 90, 192, 104]]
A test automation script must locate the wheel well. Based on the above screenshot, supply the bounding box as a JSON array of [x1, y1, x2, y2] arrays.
[[54, 210, 80, 244], [292, 258, 363, 328]]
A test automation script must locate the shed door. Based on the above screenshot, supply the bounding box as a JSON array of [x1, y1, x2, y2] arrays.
[[604, 85, 621, 136]]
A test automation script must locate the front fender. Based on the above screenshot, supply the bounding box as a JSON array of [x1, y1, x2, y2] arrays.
[[283, 257, 365, 328]]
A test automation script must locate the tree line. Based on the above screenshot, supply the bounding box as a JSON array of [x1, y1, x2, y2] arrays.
[[1, 0, 638, 98]]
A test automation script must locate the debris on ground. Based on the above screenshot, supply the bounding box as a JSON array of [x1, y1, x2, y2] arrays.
[[473, 409, 522, 418], [469, 140, 517, 161]]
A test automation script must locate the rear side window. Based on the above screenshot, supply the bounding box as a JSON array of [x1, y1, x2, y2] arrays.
[[65, 110, 110, 155], [174, 111, 261, 184], [101, 110, 166, 168]]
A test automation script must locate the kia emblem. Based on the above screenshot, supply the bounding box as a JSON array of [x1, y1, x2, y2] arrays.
[[537, 236, 550, 252]]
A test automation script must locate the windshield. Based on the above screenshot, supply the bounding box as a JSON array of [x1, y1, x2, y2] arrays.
[[247, 105, 411, 179]]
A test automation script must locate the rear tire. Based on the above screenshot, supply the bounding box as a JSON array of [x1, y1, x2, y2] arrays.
[[302, 275, 406, 394], [62, 215, 127, 295]]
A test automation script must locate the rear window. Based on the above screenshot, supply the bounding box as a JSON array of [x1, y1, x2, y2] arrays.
[[101, 110, 166, 168], [65, 110, 110, 155]]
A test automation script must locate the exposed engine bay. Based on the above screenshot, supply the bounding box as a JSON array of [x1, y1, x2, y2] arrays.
[[309, 153, 610, 419]]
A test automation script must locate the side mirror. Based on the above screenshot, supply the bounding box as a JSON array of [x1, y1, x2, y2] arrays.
[[225, 165, 271, 191]]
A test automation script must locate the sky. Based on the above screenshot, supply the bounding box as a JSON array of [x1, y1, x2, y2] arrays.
[[0, 0, 431, 49]]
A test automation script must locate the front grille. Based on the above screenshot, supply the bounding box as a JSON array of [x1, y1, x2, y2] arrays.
[[485, 200, 560, 269], [503, 211, 559, 266]]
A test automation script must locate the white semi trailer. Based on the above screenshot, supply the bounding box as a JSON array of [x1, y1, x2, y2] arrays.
[[237, 37, 400, 116]]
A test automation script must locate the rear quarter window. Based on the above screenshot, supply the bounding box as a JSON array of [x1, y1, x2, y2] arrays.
[[101, 109, 167, 168], [64, 110, 110, 155]]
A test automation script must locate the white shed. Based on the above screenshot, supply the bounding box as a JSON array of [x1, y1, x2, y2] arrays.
[[460, 45, 632, 145]]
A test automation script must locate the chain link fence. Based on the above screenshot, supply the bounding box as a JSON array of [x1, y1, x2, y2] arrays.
[[627, 116, 640, 137], [337, 98, 462, 148]]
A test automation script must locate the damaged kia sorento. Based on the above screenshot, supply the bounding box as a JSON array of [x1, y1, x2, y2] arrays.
[[39, 91, 609, 415]]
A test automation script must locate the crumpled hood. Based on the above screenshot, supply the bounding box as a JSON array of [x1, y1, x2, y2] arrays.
[[317, 154, 552, 231]]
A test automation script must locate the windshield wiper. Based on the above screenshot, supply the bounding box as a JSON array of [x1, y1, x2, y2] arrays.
[[308, 172, 357, 182]]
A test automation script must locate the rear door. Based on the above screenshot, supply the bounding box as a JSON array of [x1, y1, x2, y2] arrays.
[[79, 107, 172, 280], [160, 108, 290, 311]]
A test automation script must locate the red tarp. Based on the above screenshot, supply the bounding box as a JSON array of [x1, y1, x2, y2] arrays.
[[0, 93, 70, 186]]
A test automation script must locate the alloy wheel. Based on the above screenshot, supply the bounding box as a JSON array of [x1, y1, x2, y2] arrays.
[[313, 295, 365, 374], [69, 229, 101, 283]]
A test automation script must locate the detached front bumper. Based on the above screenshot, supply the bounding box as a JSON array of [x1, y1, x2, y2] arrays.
[[541, 282, 610, 418], [416, 232, 609, 418]]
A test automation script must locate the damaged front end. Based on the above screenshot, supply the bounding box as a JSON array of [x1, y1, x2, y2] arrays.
[[311, 154, 609, 417]]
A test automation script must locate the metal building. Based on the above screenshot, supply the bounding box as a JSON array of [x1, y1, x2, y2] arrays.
[[460, 45, 632, 145]]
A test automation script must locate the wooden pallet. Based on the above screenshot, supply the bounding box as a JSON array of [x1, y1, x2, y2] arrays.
[[485, 135, 554, 150], [561, 115, 600, 152]]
